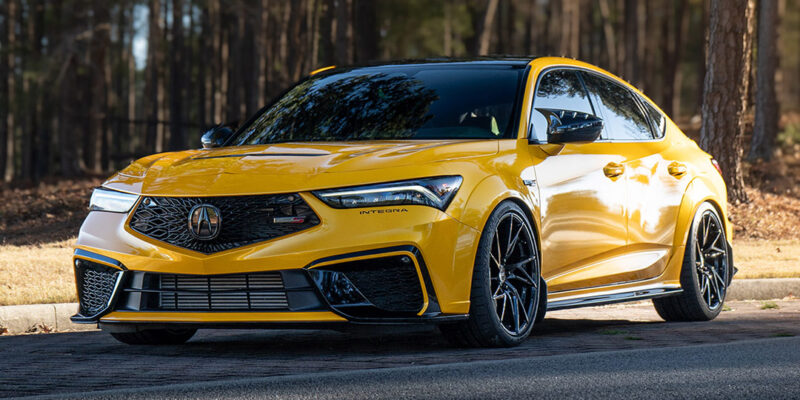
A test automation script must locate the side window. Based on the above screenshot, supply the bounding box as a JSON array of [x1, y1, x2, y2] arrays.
[[580, 72, 654, 141], [529, 69, 594, 142], [639, 97, 666, 138]]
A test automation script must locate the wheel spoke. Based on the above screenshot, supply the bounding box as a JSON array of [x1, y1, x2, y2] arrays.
[[506, 257, 535, 272], [509, 292, 520, 333], [708, 231, 722, 250], [711, 267, 725, 287], [700, 275, 709, 297], [705, 276, 712, 305], [500, 291, 508, 321], [507, 218, 514, 257], [510, 270, 536, 287], [517, 293, 530, 324], [493, 284, 504, 299], [494, 233, 503, 267], [506, 224, 524, 261], [709, 274, 721, 303]]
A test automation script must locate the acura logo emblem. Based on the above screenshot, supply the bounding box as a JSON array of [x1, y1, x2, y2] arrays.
[[188, 204, 222, 240]]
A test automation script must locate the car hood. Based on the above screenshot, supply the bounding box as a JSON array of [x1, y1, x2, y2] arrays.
[[104, 140, 498, 196]]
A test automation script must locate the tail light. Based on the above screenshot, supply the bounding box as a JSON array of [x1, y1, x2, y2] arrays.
[[711, 159, 723, 177]]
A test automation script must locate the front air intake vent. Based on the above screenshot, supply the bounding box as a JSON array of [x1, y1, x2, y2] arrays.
[[156, 272, 289, 311], [75, 260, 122, 317]]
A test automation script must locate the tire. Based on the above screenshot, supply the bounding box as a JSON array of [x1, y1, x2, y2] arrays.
[[440, 201, 541, 347], [534, 278, 547, 324], [110, 328, 197, 345], [653, 202, 731, 322]]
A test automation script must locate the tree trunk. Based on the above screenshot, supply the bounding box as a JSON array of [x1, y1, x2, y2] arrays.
[[127, 5, 137, 155], [699, 0, 755, 204], [320, 0, 335, 65], [668, 0, 690, 118], [169, 0, 185, 151], [477, 0, 499, 55], [597, 0, 617, 73], [444, 0, 454, 56], [695, 0, 708, 117], [748, 0, 779, 161], [88, 0, 110, 173], [32, 0, 48, 179], [334, 0, 351, 65], [623, 0, 639, 87], [560, 0, 579, 58], [256, 0, 269, 106], [144, 0, 163, 153], [353, 0, 379, 62], [3, 0, 17, 182]]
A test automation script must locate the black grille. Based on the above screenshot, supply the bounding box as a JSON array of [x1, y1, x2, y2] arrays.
[[75, 260, 121, 317], [129, 194, 319, 253], [327, 256, 424, 313], [156, 272, 289, 311]]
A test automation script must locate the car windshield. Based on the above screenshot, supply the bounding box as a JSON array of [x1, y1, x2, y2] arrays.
[[229, 63, 526, 145]]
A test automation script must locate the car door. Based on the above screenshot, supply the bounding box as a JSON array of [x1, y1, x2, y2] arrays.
[[528, 69, 628, 293], [579, 71, 685, 284]]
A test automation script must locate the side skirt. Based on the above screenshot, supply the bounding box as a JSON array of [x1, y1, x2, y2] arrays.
[[546, 285, 683, 311]]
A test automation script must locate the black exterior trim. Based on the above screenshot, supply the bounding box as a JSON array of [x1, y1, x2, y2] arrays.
[[306, 245, 445, 322], [547, 286, 683, 311], [74, 249, 127, 270]]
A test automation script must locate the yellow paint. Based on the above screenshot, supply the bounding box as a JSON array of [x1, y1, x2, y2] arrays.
[[309, 65, 336, 75], [101, 311, 346, 323], [78, 57, 731, 324]]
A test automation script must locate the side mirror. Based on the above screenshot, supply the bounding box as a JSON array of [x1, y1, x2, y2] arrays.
[[536, 108, 603, 144], [201, 125, 234, 149]]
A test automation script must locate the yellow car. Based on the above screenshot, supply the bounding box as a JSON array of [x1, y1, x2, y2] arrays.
[[72, 57, 734, 347]]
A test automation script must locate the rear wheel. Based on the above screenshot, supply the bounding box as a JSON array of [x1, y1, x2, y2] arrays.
[[440, 202, 541, 347], [110, 328, 197, 345], [653, 202, 731, 321]]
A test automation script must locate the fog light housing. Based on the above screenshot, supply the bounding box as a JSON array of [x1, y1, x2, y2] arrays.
[[307, 269, 370, 306]]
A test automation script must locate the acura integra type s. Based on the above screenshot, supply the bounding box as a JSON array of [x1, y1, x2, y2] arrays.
[[73, 57, 734, 347]]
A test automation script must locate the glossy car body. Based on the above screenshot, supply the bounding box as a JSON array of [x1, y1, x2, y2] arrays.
[[72, 57, 733, 341]]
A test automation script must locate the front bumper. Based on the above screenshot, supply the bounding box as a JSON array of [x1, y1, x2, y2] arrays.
[[72, 194, 479, 325], [72, 246, 466, 326]]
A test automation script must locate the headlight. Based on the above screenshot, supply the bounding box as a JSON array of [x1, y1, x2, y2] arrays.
[[313, 176, 462, 211], [89, 188, 139, 213]]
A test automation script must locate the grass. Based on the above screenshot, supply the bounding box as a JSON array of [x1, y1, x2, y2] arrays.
[[761, 301, 780, 310], [733, 240, 800, 279], [0, 237, 798, 306], [0, 240, 76, 306]]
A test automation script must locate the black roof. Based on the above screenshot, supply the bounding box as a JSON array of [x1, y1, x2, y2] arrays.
[[324, 56, 535, 71]]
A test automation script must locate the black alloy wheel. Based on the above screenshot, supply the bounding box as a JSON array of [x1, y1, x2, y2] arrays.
[[440, 201, 541, 347], [654, 202, 731, 321]]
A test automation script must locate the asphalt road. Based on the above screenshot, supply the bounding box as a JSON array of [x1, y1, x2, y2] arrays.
[[2, 300, 799, 399], [36, 337, 800, 400]]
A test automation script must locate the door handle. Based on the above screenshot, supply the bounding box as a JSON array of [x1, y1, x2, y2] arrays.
[[668, 162, 687, 178], [603, 162, 625, 179]]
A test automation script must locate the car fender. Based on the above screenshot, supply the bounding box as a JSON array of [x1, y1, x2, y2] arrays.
[[663, 175, 731, 282]]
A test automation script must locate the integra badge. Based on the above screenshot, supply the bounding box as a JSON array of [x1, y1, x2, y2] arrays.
[[359, 208, 409, 215]]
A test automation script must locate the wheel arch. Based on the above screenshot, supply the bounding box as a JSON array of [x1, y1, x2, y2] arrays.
[[665, 176, 731, 282], [450, 174, 542, 314]]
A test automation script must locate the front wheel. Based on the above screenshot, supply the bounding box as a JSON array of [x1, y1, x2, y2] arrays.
[[440, 202, 541, 347], [653, 202, 731, 321]]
